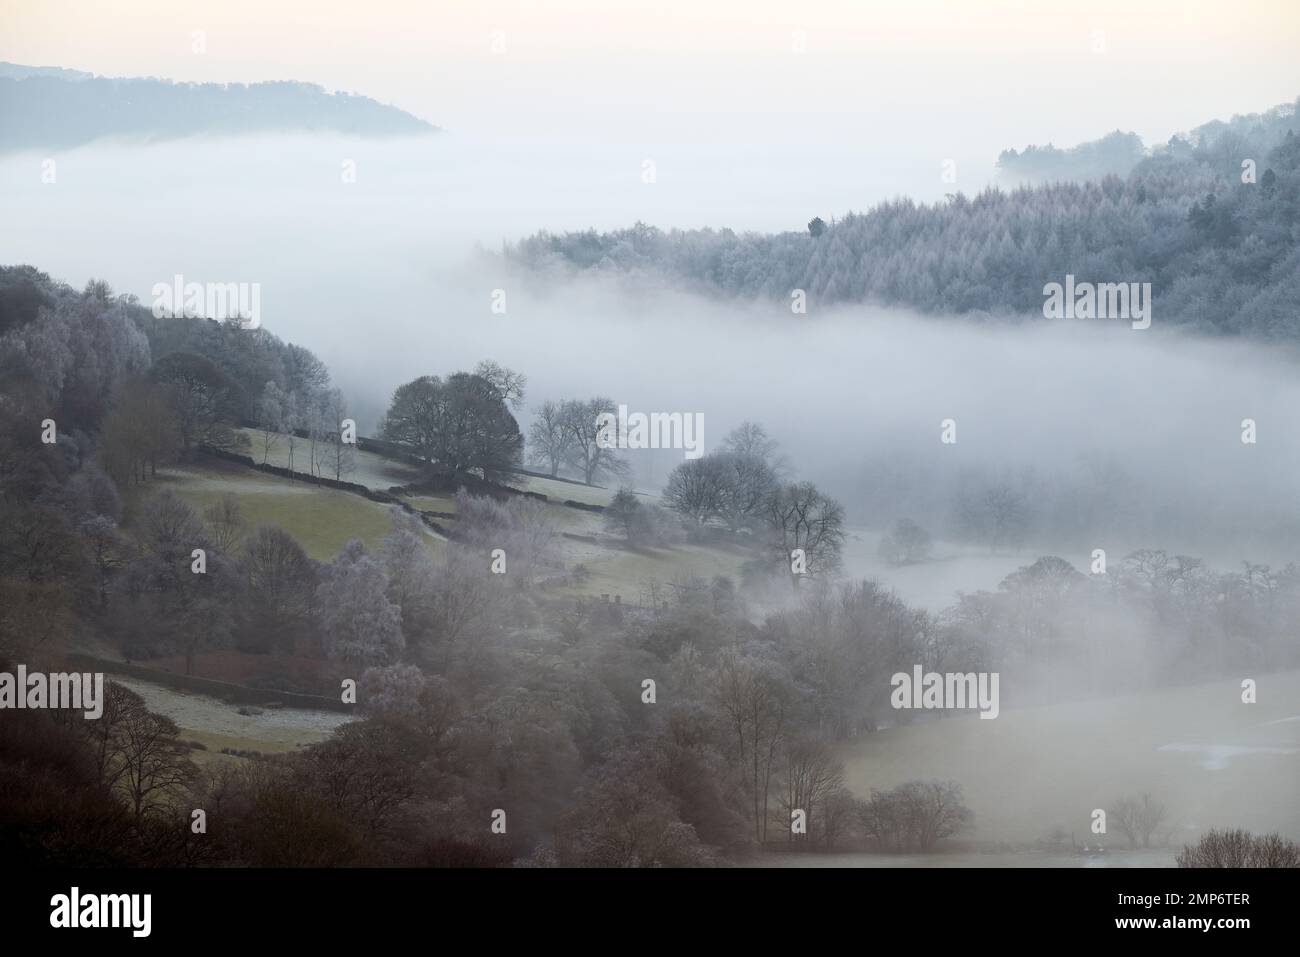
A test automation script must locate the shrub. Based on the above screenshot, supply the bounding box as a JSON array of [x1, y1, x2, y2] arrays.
[[857, 779, 972, 852], [1176, 828, 1300, 867]]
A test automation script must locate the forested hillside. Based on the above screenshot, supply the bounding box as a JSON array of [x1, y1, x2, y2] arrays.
[[0, 266, 334, 427], [508, 97, 1300, 340]]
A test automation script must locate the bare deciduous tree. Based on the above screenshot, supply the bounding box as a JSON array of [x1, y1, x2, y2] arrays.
[[859, 780, 973, 852], [243, 525, 317, 655], [717, 650, 791, 843], [1112, 793, 1167, 848], [765, 481, 846, 586], [100, 378, 181, 483], [256, 381, 285, 465], [104, 689, 197, 822], [527, 399, 573, 477], [322, 387, 356, 481], [716, 452, 778, 532], [203, 493, 243, 554], [663, 456, 729, 525], [474, 360, 527, 409], [560, 396, 628, 485], [777, 737, 845, 845], [721, 420, 789, 476]]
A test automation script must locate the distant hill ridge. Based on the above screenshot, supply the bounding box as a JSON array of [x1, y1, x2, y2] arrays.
[[0, 61, 438, 150], [998, 97, 1300, 184], [0, 62, 95, 82]]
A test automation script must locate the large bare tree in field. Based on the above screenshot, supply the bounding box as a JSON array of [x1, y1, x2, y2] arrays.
[[527, 399, 573, 477], [765, 481, 846, 587], [560, 397, 628, 485], [381, 372, 523, 481], [716, 452, 778, 531], [662, 455, 728, 524]]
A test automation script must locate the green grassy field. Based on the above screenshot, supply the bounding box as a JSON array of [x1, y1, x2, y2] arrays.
[[401, 492, 460, 514], [237, 427, 420, 491], [515, 473, 622, 506], [151, 456, 740, 598], [838, 670, 1300, 846], [155, 462, 428, 561]]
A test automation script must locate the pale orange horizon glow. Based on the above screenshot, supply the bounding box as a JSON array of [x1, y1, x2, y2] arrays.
[[1, 0, 1298, 146]]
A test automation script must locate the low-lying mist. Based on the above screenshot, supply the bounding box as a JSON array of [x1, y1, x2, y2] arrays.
[[4, 133, 1299, 579]]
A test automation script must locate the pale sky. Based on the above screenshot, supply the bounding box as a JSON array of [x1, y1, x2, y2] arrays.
[[3, 0, 1299, 152]]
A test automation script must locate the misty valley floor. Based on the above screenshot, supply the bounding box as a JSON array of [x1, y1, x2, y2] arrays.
[[835, 669, 1300, 853]]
